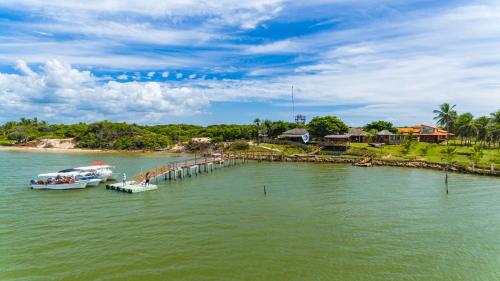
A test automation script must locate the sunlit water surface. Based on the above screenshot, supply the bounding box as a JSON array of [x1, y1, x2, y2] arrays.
[[1, 150, 499, 281]]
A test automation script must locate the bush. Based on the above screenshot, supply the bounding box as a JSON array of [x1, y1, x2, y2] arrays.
[[230, 141, 250, 150]]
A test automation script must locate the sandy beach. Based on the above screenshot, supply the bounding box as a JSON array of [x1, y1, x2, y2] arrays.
[[0, 145, 175, 154]]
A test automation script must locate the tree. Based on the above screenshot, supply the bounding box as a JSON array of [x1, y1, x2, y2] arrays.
[[401, 136, 414, 155], [253, 118, 261, 144], [489, 110, 500, 148], [364, 120, 396, 133], [433, 103, 457, 144], [442, 145, 456, 164], [470, 145, 484, 171], [419, 143, 432, 156], [307, 116, 348, 137], [474, 116, 490, 146], [262, 119, 272, 136], [456, 113, 476, 146]]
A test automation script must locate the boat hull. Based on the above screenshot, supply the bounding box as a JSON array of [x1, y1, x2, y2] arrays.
[[85, 179, 102, 187], [31, 180, 88, 190]]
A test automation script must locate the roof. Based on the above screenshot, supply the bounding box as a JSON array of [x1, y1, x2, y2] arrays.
[[281, 128, 309, 136], [397, 124, 450, 136], [324, 134, 350, 139], [397, 127, 419, 134], [377, 130, 395, 136], [348, 128, 369, 136]]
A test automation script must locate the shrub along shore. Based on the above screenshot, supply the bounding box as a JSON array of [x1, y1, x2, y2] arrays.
[[224, 152, 498, 177]]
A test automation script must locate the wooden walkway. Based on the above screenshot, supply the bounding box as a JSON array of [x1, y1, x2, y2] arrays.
[[136, 155, 246, 183], [105, 154, 247, 194]]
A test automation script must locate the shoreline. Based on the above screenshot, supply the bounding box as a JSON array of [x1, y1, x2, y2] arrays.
[[2, 145, 497, 178], [0, 145, 179, 155], [229, 153, 499, 178]]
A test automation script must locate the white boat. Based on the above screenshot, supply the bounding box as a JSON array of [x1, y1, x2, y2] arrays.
[[74, 162, 115, 181], [59, 162, 114, 182], [85, 178, 102, 187], [30, 172, 89, 190]]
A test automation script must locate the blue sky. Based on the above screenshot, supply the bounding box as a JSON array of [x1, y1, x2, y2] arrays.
[[0, 0, 499, 126]]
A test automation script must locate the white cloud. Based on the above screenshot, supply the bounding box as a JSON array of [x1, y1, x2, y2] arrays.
[[117, 74, 128, 80], [0, 0, 285, 30], [0, 60, 209, 123], [244, 39, 304, 54], [1, 1, 500, 125], [161, 71, 169, 78], [14, 60, 37, 77]]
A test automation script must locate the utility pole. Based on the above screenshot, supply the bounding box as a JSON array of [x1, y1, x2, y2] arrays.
[[291, 85, 295, 122]]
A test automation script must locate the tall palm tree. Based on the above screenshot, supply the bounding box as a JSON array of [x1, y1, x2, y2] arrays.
[[470, 144, 484, 171], [457, 113, 477, 146], [433, 103, 457, 144], [490, 110, 500, 124], [474, 116, 490, 146], [263, 119, 273, 136], [490, 110, 500, 148], [253, 118, 261, 144]]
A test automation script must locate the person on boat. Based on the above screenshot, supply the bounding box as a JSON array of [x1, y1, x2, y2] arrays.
[[145, 172, 150, 186], [122, 173, 127, 187]]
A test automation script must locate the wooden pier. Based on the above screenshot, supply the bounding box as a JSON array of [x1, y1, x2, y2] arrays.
[[106, 155, 246, 194]]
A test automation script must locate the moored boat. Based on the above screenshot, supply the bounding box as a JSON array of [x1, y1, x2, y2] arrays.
[[30, 172, 89, 190], [59, 162, 115, 182]]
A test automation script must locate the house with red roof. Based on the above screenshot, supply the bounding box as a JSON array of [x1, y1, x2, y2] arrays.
[[397, 124, 451, 143]]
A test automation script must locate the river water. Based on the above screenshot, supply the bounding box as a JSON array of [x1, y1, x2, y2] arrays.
[[0, 150, 499, 281]]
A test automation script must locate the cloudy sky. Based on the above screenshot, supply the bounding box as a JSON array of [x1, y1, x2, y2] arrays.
[[0, 0, 499, 125]]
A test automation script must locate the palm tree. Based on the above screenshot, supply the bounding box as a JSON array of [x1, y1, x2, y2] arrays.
[[490, 110, 500, 148], [433, 103, 457, 144], [470, 145, 484, 171], [443, 145, 456, 164], [263, 119, 273, 137], [490, 110, 500, 124], [456, 113, 477, 146], [474, 116, 490, 146], [253, 118, 261, 144]]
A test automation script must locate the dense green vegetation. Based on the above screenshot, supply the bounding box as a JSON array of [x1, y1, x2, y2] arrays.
[[433, 104, 500, 147], [347, 142, 499, 169], [0, 118, 297, 150], [307, 116, 348, 137], [363, 120, 396, 133]]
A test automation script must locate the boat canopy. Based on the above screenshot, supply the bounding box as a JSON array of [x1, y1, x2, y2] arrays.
[[75, 165, 113, 170], [38, 171, 81, 178], [58, 168, 79, 173]]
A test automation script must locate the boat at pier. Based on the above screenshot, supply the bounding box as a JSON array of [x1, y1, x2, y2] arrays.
[[59, 162, 115, 181], [30, 172, 90, 190]]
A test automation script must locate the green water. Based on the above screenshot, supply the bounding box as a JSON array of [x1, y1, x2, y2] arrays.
[[1, 150, 500, 281]]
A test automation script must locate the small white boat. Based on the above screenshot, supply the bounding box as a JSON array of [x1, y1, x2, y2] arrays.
[[81, 177, 102, 187], [75, 162, 115, 181], [59, 162, 114, 182], [31, 172, 89, 190]]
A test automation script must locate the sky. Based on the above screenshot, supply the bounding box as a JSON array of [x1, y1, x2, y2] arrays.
[[0, 0, 499, 126]]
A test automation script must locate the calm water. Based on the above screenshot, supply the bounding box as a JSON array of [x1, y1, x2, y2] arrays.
[[1, 150, 500, 281]]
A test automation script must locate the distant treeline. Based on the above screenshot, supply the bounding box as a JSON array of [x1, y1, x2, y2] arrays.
[[0, 118, 303, 150], [2, 106, 498, 150]]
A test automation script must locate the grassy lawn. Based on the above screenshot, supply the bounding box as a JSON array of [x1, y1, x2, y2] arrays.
[[348, 142, 499, 169], [227, 142, 310, 155]]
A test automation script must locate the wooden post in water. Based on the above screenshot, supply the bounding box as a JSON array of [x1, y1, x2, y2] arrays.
[[264, 185, 267, 196], [445, 164, 449, 195]]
